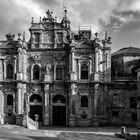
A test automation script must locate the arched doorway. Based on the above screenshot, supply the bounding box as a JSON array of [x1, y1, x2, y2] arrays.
[[52, 95, 66, 126], [29, 94, 43, 122]]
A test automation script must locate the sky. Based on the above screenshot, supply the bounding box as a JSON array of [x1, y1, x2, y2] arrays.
[[0, 0, 140, 52]]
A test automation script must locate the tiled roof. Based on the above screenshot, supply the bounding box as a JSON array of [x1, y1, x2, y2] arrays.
[[112, 47, 140, 56]]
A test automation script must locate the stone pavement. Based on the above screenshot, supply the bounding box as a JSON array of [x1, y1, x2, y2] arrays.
[[0, 124, 138, 140]]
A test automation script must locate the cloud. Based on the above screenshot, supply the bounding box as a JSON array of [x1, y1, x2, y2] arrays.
[[0, 0, 140, 44], [0, 0, 45, 40], [99, 0, 140, 32]]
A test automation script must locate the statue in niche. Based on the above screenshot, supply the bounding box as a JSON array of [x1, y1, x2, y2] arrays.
[[32, 34, 35, 43], [45, 64, 51, 74]]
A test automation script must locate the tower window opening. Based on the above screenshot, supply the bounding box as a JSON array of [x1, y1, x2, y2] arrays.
[[33, 65, 40, 80], [7, 64, 14, 78], [56, 65, 63, 80], [81, 64, 88, 79], [7, 95, 13, 106]]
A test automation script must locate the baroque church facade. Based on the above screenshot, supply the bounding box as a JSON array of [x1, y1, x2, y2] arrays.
[[0, 9, 116, 127]]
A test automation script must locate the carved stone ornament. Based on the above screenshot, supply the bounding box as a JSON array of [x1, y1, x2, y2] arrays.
[[6, 33, 15, 41], [78, 84, 91, 93], [50, 85, 65, 95], [45, 64, 51, 74], [31, 54, 40, 62], [54, 55, 65, 63], [2, 83, 16, 91], [75, 51, 92, 57], [18, 47, 22, 53]]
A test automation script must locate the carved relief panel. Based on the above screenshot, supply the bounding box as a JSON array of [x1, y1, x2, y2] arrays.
[[43, 31, 54, 43]]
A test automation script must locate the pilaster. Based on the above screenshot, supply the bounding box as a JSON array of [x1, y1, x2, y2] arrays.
[[0, 90, 4, 124], [16, 47, 23, 81], [69, 83, 77, 127], [31, 33, 35, 48], [44, 84, 50, 126], [137, 101, 140, 127], [93, 84, 99, 126], [39, 32, 43, 48], [70, 46, 77, 81], [16, 83, 24, 125], [22, 49, 27, 81], [16, 83, 23, 114]]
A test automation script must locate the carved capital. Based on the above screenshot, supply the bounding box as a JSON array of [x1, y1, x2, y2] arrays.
[[44, 84, 50, 92], [17, 83, 22, 89]]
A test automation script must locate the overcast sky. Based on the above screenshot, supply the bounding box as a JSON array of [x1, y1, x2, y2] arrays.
[[1, 0, 140, 52]]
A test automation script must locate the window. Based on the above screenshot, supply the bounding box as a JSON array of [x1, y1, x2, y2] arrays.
[[130, 97, 137, 109], [57, 32, 63, 43], [81, 111, 87, 119], [8, 113, 12, 116], [81, 96, 88, 107], [30, 94, 42, 103], [81, 64, 88, 79], [113, 93, 119, 105], [132, 113, 137, 121], [6, 64, 14, 78], [112, 111, 119, 118], [52, 95, 66, 103], [56, 65, 62, 80], [7, 95, 13, 106], [33, 65, 40, 80], [34, 33, 40, 43]]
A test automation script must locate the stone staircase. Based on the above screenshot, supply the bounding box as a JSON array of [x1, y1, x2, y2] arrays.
[[23, 114, 38, 130]]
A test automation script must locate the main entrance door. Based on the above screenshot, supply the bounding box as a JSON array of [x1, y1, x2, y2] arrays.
[[30, 105, 43, 122], [52, 106, 66, 126], [52, 95, 66, 126], [29, 94, 43, 122]]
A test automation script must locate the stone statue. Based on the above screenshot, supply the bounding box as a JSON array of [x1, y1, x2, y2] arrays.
[[45, 64, 51, 74]]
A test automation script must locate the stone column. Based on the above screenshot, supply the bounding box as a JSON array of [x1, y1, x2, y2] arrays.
[[94, 48, 99, 81], [16, 83, 24, 125], [69, 83, 76, 127], [0, 90, 4, 124], [23, 50, 27, 81], [93, 83, 99, 126], [71, 47, 75, 72], [17, 47, 23, 81], [31, 33, 35, 48], [103, 85, 108, 124], [39, 32, 43, 48], [70, 46, 77, 81], [44, 84, 50, 126], [54, 31, 57, 48], [95, 48, 99, 72], [16, 83, 22, 114], [137, 101, 140, 127]]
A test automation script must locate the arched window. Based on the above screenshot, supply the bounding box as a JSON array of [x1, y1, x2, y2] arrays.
[[33, 65, 40, 80], [7, 64, 14, 78], [30, 94, 42, 103], [81, 64, 88, 79], [56, 65, 63, 80], [53, 95, 66, 103], [7, 95, 13, 106], [81, 96, 88, 107]]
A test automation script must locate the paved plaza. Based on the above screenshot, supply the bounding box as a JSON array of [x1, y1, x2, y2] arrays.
[[0, 124, 138, 140]]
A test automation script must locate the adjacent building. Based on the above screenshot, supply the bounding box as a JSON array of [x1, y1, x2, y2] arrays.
[[110, 47, 140, 126]]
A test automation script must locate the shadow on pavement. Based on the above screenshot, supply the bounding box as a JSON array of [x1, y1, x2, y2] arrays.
[[28, 136, 60, 140]]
